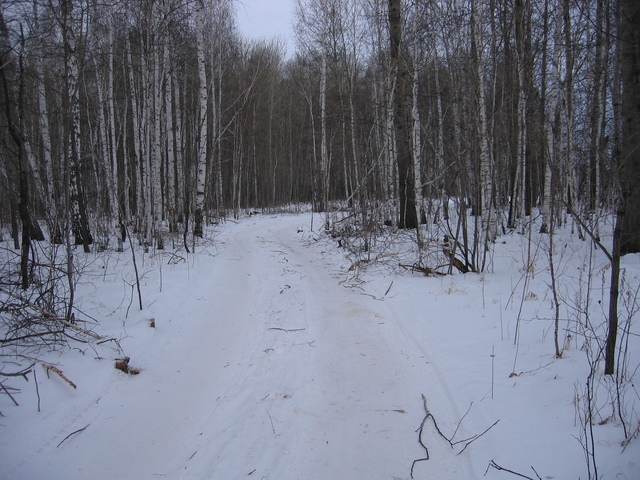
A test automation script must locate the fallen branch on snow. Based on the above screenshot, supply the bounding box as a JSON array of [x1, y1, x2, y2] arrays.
[[0, 286, 102, 340], [57, 424, 90, 447], [42, 363, 77, 389], [411, 394, 499, 479], [484, 460, 542, 480], [400, 263, 446, 277]]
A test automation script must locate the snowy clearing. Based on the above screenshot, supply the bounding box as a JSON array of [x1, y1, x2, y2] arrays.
[[1, 213, 639, 479]]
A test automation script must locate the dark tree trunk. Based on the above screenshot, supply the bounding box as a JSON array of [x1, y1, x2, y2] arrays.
[[605, 213, 621, 374], [0, 21, 44, 289], [606, 0, 640, 375], [619, 0, 640, 255], [389, 0, 417, 229]]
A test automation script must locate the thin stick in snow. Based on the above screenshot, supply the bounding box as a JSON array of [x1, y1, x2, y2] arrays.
[[411, 394, 499, 478], [266, 409, 276, 435], [57, 424, 90, 448], [0, 382, 19, 406], [268, 327, 306, 332], [484, 460, 542, 480]]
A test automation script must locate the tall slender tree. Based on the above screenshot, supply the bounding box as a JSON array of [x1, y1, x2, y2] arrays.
[[389, 0, 417, 229]]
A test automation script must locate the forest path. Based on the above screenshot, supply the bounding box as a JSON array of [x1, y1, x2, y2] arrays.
[[6, 214, 474, 480]]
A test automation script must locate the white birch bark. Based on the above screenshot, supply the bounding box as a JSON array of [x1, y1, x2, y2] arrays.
[[63, 0, 89, 249], [164, 41, 176, 231], [386, 78, 397, 207], [93, 54, 112, 228], [151, 32, 163, 248], [410, 6, 424, 247], [590, 0, 606, 239], [194, 1, 208, 236], [319, 51, 328, 215], [435, 68, 444, 196], [141, 41, 152, 245], [210, 32, 222, 215], [563, 0, 577, 231], [126, 34, 141, 226], [514, 0, 528, 224], [33, 2, 59, 240], [173, 69, 184, 220], [540, 3, 562, 234], [107, 19, 122, 250], [472, 0, 496, 243]]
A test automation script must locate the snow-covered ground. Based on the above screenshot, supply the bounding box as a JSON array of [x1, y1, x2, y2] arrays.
[[1, 213, 638, 479]]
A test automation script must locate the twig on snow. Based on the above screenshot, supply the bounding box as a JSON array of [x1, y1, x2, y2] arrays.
[[0, 365, 33, 380], [268, 327, 306, 332], [0, 381, 20, 406], [57, 424, 90, 447], [453, 419, 500, 455], [42, 363, 77, 389], [484, 460, 542, 480], [399, 263, 446, 277], [34, 367, 41, 412], [411, 394, 499, 479], [266, 409, 276, 435], [622, 423, 640, 452], [411, 394, 450, 478]]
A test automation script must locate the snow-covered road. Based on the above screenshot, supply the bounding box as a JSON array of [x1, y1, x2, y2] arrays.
[[5, 213, 639, 479], [2, 214, 477, 479]]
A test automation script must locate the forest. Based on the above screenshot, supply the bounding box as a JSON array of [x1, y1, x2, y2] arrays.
[[2, 0, 639, 364], [1, 0, 639, 477]]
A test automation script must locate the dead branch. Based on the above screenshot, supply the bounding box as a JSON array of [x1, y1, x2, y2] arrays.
[[266, 409, 276, 435], [411, 394, 451, 478], [0, 365, 33, 380], [411, 394, 499, 478], [1, 330, 65, 344], [484, 460, 542, 480], [399, 263, 446, 277], [57, 318, 102, 340], [42, 363, 77, 389], [0, 286, 102, 340], [453, 419, 500, 455], [57, 424, 90, 447], [0, 381, 20, 406], [348, 259, 370, 271], [565, 204, 612, 262], [622, 423, 640, 452], [268, 327, 306, 332]]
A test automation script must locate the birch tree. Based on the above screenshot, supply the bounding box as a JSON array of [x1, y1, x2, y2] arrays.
[[62, 0, 93, 251], [588, 0, 607, 238], [471, 0, 496, 244], [409, 2, 424, 246], [540, 0, 562, 235], [294, 0, 337, 216], [194, 0, 208, 237], [509, 0, 531, 227]]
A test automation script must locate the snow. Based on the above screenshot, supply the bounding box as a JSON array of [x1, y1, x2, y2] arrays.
[[1, 213, 639, 479]]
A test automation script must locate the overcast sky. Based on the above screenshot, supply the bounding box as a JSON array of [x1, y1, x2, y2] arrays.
[[235, 0, 297, 58]]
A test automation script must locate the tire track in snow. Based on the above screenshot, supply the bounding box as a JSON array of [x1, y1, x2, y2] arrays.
[[265, 219, 476, 480]]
